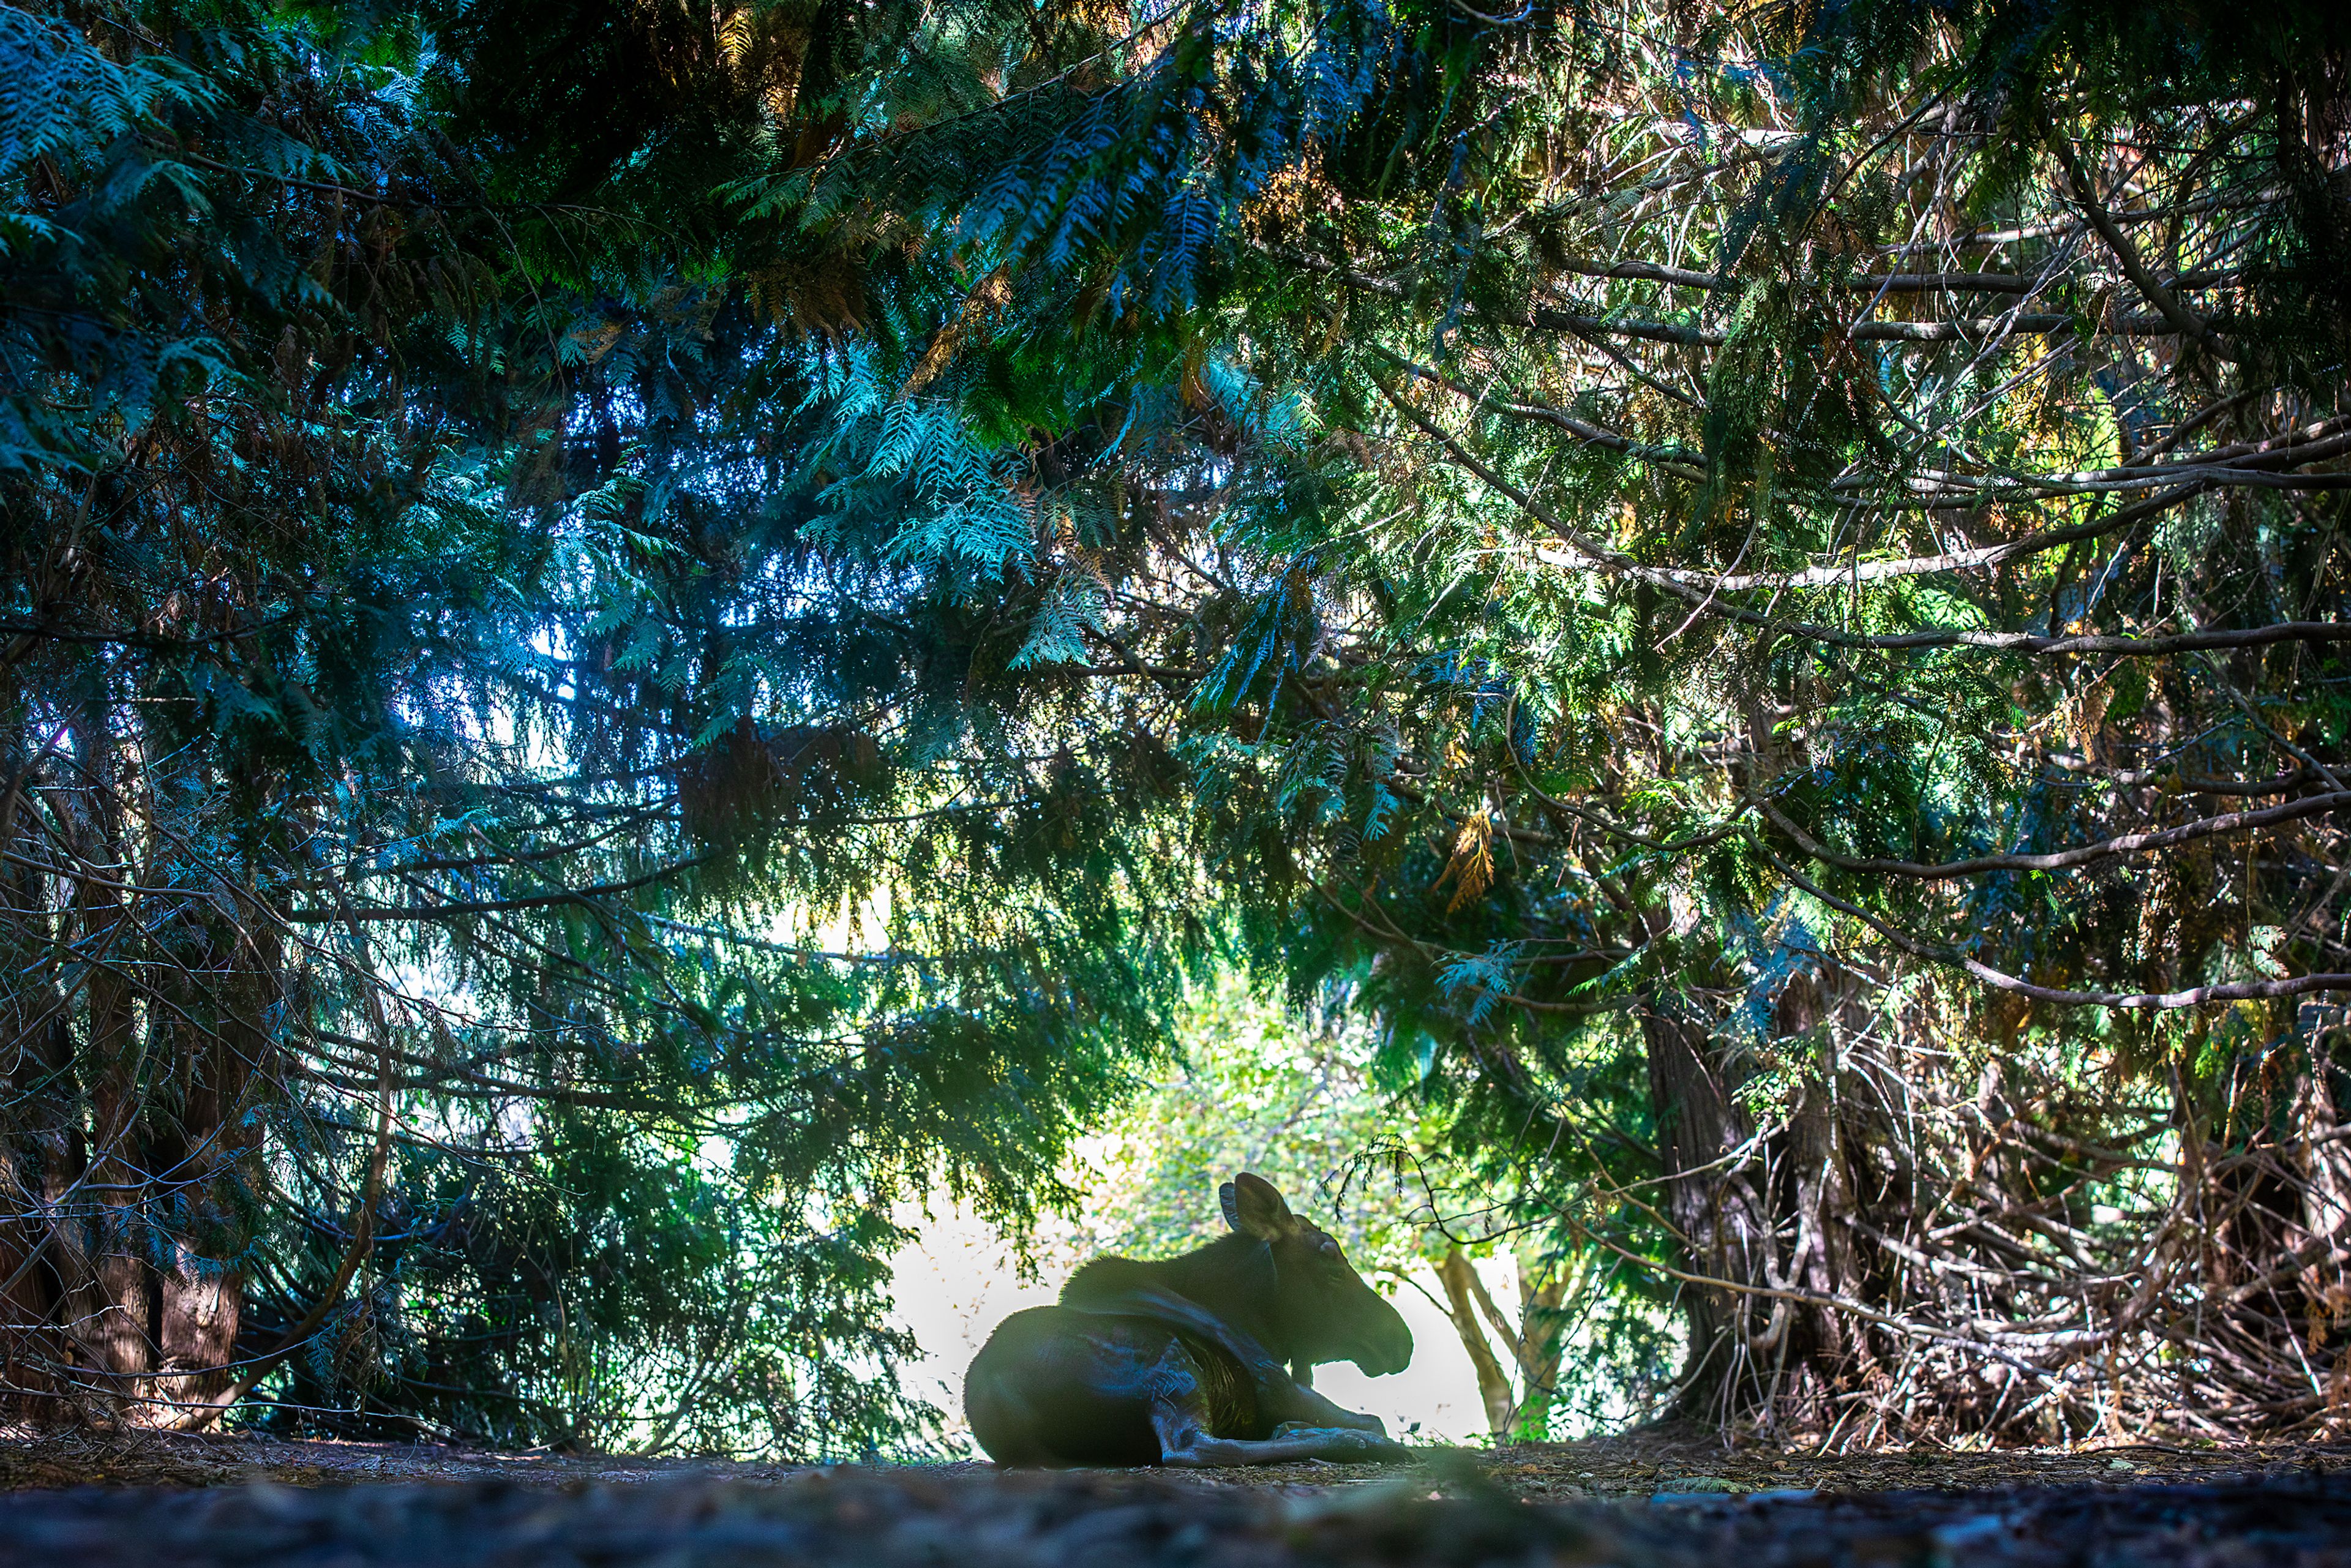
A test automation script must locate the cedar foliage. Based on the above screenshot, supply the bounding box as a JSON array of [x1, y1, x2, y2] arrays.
[[7, 0, 2351, 1452], [862, 0, 2351, 1441], [0, 0, 1209, 1450]]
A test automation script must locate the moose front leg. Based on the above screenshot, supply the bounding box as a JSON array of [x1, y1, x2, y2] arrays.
[[1149, 1401, 1407, 1467], [1267, 1374, 1390, 1435], [1142, 1341, 1406, 1466]]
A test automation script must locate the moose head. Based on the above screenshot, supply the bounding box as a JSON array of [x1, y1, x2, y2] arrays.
[[1219, 1172, 1412, 1378]]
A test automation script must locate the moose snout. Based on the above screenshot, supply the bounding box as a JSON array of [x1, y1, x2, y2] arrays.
[[1354, 1310, 1414, 1377]]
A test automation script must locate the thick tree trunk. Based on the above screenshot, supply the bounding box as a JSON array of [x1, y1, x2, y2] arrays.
[[145, 912, 276, 1413], [1643, 1007, 1777, 1421], [1, 704, 269, 1425], [66, 700, 163, 1409], [1643, 977, 1889, 1429]]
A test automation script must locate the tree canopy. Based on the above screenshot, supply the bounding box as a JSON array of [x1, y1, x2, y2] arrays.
[[6, 0, 2351, 1450], [2, 0, 1212, 1450]]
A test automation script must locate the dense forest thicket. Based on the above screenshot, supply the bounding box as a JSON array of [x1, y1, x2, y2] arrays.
[[5, 0, 2350, 1452]]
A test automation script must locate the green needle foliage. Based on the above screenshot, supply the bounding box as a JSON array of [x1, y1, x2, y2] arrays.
[[10, 0, 2351, 1453], [1, 0, 1214, 1452], [850, 0, 2351, 1439]]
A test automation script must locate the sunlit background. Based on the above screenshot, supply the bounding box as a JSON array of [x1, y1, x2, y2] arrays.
[[863, 978, 1682, 1458]]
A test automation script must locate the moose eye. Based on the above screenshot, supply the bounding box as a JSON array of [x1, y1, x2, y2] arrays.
[[1319, 1237, 1342, 1259]]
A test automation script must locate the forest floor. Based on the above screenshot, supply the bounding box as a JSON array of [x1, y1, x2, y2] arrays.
[[4, 1418, 2346, 1495], [2, 1424, 2349, 1564]]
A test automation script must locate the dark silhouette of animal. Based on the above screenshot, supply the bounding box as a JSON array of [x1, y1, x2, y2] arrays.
[[964, 1172, 1414, 1466]]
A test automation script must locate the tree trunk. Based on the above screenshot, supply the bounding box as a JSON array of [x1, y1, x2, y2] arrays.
[[66, 698, 162, 1411], [1510, 1256, 1567, 1442], [146, 907, 276, 1413], [1643, 1006, 1778, 1421], [1643, 977, 1889, 1429], [0, 700, 271, 1425], [1436, 1244, 1517, 1437]]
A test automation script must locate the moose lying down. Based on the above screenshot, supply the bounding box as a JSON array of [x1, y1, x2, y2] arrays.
[[966, 1173, 1414, 1466]]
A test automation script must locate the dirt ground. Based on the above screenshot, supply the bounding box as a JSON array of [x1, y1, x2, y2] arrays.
[[3, 1420, 2345, 1496], [4, 1425, 2350, 1567]]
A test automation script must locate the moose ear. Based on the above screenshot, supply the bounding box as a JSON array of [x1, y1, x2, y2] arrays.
[[1227, 1172, 1297, 1240]]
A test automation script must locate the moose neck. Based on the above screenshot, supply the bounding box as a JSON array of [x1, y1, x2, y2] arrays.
[[1143, 1235, 1292, 1359]]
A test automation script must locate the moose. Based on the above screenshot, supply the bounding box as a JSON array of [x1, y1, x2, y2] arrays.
[[964, 1172, 1414, 1466]]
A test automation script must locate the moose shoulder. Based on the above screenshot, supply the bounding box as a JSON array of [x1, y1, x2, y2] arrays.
[[964, 1173, 1414, 1466]]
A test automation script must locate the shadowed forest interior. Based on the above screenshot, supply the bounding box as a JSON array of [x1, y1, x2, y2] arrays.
[[6, 0, 2351, 1460]]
